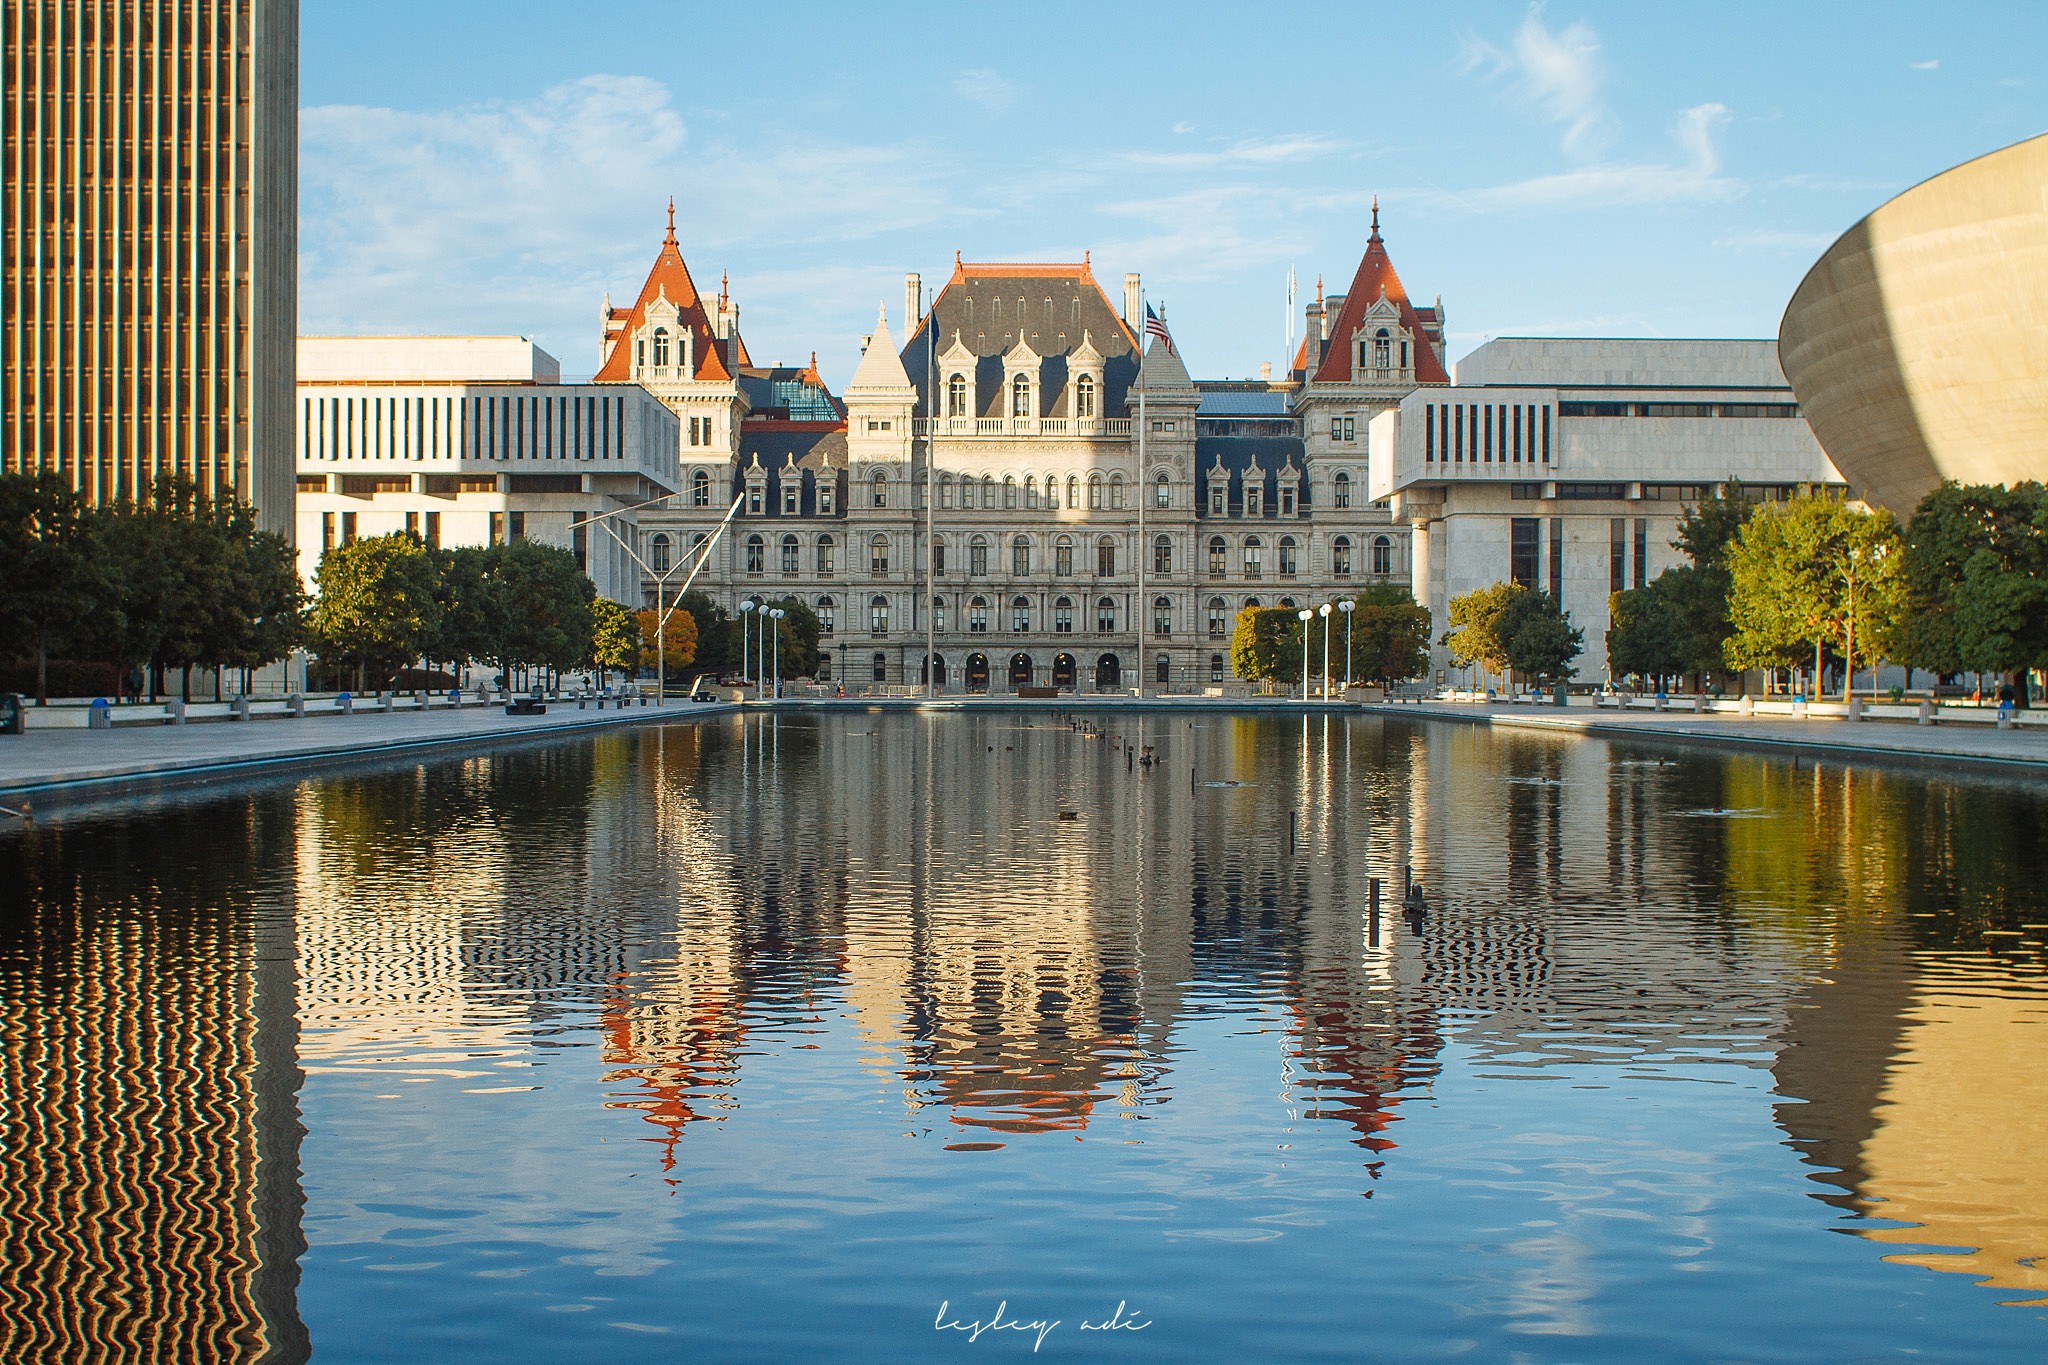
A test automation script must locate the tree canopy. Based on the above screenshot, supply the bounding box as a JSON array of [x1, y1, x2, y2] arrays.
[[1444, 582, 1582, 685], [1342, 583, 1433, 687], [1724, 494, 1903, 695], [1896, 482, 2048, 688], [1230, 607, 1304, 684]]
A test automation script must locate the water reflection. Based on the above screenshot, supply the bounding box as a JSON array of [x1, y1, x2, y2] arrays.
[[3, 712, 2046, 1358]]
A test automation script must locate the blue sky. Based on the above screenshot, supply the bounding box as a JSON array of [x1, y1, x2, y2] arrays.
[[300, 1, 2047, 386]]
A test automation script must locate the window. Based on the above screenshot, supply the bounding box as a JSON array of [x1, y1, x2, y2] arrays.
[[871, 471, 887, 508], [1279, 536, 1298, 577], [1153, 596, 1172, 636], [1088, 475, 1103, 510], [1096, 597, 1117, 632], [1097, 537, 1116, 577], [1331, 415, 1356, 441], [745, 534, 765, 574], [1333, 471, 1351, 509], [1372, 535, 1393, 577], [1510, 517, 1539, 588], [1245, 480, 1263, 517], [783, 481, 799, 514], [982, 476, 997, 510], [940, 475, 955, 509], [1558, 482, 1628, 500], [871, 534, 890, 574], [872, 651, 887, 681], [1110, 475, 1126, 510], [1055, 537, 1075, 576], [1280, 483, 1296, 516], [1332, 535, 1352, 578], [1155, 471, 1170, 509], [818, 481, 835, 515], [1012, 535, 1031, 576], [1025, 477, 1039, 509], [970, 535, 990, 576], [1209, 652, 1226, 682], [1054, 596, 1074, 633], [1075, 373, 1096, 418], [692, 468, 712, 507], [1011, 373, 1033, 417], [870, 596, 890, 634], [933, 596, 947, 631], [652, 327, 670, 368], [969, 596, 989, 633], [1634, 518, 1648, 589], [1153, 535, 1172, 575], [1011, 596, 1031, 632], [781, 535, 799, 574], [1151, 419, 1176, 432], [947, 373, 968, 416], [932, 536, 947, 576], [650, 534, 672, 575], [817, 534, 835, 574], [1157, 654, 1171, 684], [1044, 473, 1059, 513], [1004, 475, 1018, 509], [1242, 536, 1262, 579], [818, 597, 835, 634], [322, 512, 335, 550], [1207, 596, 1231, 637], [1549, 517, 1564, 600], [1611, 518, 1627, 595], [1245, 597, 1262, 611], [1067, 475, 1080, 509], [1208, 536, 1227, 577], [1374, 328, 1392, 369], [747, 482, 763, 515], [1209, 477, 1226, 515]]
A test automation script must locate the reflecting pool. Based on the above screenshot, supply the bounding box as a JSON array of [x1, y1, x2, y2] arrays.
[[4, 710, 2048, 1362]]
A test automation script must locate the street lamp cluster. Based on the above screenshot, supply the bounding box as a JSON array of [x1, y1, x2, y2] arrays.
[[737, 599, 786, 699], [1297, 598, 1357, 701]]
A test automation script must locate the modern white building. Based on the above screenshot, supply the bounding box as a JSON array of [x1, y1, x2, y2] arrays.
[[293, 336, 680, 602], [1370, 338, 1844, 681]]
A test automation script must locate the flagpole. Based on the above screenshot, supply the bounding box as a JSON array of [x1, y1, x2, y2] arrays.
[[1136, 304, 1147, 699], [924, 281, 936, 698]]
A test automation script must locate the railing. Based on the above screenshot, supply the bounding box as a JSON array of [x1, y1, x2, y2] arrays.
[[913, 416, 1134, 438]]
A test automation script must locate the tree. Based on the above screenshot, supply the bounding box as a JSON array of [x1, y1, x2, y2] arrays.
[[1606, 581, 1686, 688], [0, 473, 113, 703], [1229, 607, 1303, 685], [1444, 582, 1581, 686], [1725, 495, 1904, 697], [1666, 482, 1756, 686], [1442, 581, 1524, 676], [674, 589, 737, 674], [1346, 584, 1432, 687], [1897, 482, 2048, 701], [590, 598, 645, 683], [487, 540, 596, 678], [767, 596, 822, 679], [308, 533, 443, 689], [210, 503, 306, 691], [631, 606, 696, 676]]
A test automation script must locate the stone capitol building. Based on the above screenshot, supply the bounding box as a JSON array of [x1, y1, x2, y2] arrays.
[[608, 202, 1436, 692]]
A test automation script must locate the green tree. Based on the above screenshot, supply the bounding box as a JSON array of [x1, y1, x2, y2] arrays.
[[1666, 481, 1756, 685], [433, 545, 503, 681], [1606, 580, 1686, 688], [1725, 494, 1904, 698], [674, 589, 737, 674], [1345, 584, 1432, 687], [210, 502, 306, 691], [1897, 482, 2048, 701], [1444, 582, 1581, 686], [487, 540, 596, 678], [590, 598, 644, 683], [1442, 581, 1524, 676], [309, 533, 443, 689], [767, 596, 822, 679], [0, 473, 114, 703], [1230, 606, 1304, 685]]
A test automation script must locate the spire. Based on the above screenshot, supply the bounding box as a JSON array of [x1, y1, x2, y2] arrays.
[[1316, 275, 1324, 305], [665, 196, 677, 245], [1370, 195, 1380, 239], [720, 270, 728, 303], [847, 305, 914, 392]]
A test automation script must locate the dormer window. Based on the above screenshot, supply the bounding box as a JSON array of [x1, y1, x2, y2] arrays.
[[1011, 374, 1033, 417], [1373, 328, 1392, 369], [652, 327, 671, 369], [1074, 373, 1096, 419], [947, 373, 968, 416]]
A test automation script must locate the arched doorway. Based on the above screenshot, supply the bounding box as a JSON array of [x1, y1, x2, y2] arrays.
[[1096, 653, 1122, 691], [965, 653, 991, 693], [1008, 653, 1034, 688], [920, 654, 948, 687], [1052, 653, 1077, 689]]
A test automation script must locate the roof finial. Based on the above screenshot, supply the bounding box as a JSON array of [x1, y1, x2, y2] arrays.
[[1370, 194, 1379, 237], [720, 270, 728, 303], [1083, 249, 1090, 268], [1316, 274, 1324, 305], [665, 196, 677, 244]]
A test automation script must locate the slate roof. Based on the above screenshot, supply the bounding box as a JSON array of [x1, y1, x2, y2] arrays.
[[737, 359, 844, 421], [1194, 434, 1311, 513], [902, 257, 1143, 417], [1311, 207, 1449, 385]]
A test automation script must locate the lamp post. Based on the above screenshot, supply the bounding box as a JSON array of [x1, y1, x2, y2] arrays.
[[768, 607, 785, 698], [1338, 598, 1355, 695], [1296, 608, 1313, 701], [738, 599, 755, 695], [1319, 602, 1333, 701]]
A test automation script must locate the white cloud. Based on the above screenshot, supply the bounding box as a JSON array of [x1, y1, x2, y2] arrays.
[[1461, 6, 1615, 156], [951, 68, 1020, 111], [1910, 59, 1939, 71], [1411, 102, 1738, 212], [1711, 228, 1836, 254], [1122, 133, 1348, 170], [1170, 121, 1194, 135]]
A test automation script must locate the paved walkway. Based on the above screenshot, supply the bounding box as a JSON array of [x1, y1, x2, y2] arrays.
[[1374, 701, 2048, 774], [0, 700, 736, 806]]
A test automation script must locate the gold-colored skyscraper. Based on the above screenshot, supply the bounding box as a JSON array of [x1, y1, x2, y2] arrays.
[[2, 0, 298, 534]]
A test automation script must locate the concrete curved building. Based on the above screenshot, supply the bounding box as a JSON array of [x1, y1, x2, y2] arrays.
[[1778, 132, 2048, 513]]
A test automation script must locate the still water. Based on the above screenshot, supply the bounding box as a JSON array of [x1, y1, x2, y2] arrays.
[[4, 710, 2048, 1362]]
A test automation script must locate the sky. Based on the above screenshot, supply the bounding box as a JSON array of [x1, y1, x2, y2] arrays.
[[299, 1, 2048, 387]]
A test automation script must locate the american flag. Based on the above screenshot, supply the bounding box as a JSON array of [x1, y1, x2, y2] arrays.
[[1144, 302, 1174, 356]]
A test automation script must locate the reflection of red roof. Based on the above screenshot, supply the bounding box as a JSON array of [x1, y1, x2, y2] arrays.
[[595, 205, 738, 384], [1311, 213, 1448, 385]]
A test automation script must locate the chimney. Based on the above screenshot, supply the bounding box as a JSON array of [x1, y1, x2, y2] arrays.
[[1259, 361, 1272, 381], [904, 273, 922, 342], [1305, 300, 1324, 372], [1123, 273, 1141, 332]]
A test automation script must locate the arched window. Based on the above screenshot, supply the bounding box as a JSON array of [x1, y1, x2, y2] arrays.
[[1373, 327, 1392, 369], [1278, 535, 1298, 577], [1153, 535, 1172, 575], [745, 534, 765, 574], [1024, 476, 1039, 509], [1054, 596, 1074, 633], [1109, 474, 1126, 510], [1044, 473, 1058, 512], [870, 470, 888, 508], [1011, 595, 1031, 632], [1011, 373, 1033, 417], [1096, 536, 1116, 577], [932, 595, 946, 631], [870, 534, 890, 574], [1067, 475, 1080, 509], [1155, 470, 1171, 509], [1278, 597, 1294, 609], [1243, 535, 1263, 579], [1012, 535, 1031, 576], [816, 534, 835, 574], [1333, 470, 1351, 509], [947, 372, 968, 417], [652, 327, 671, 368], [1372, 534, 1393, 576], [1088, 474, 1104, 510], [1245, 597, 1262, 610], [1209, 652, 1226, 682], [1075, 373, 1096, 418], [1003, 475, 1017, 509], [939, 473, 955, 509], [1207, 597, 1227, 637], [871, 650, 887, 680], [817, 596, 836, 635], [1207, 535, 1227, 577], [649, 534, 671, 575], [1152, 595, 1172, 636], [1096, 596, 1117, 632], [691, 468, 712, 507], [932, 535, 947, 576], [1055, 536, 1075, 576], [1332, 535, 1352, 578], [968, 595, 989, 633], [869, 595, 890, 634], [781, 534, 799, 574], [970, 534, 990, 575], [981, 475, 996, 510]]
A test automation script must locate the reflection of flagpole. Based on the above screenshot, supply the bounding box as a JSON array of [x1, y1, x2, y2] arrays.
[[1137, 300, 1146, 697], [925, 280, 936, 697]]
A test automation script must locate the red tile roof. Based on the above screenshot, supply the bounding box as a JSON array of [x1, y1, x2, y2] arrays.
[[1310, 208, 1448, 385], [594, 202, 736, 384]]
